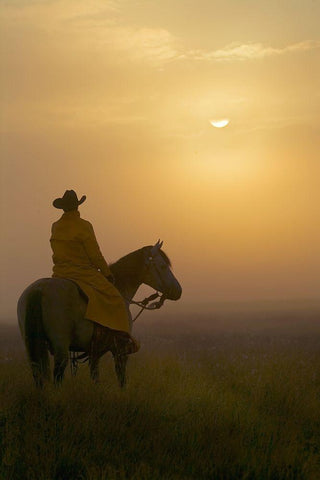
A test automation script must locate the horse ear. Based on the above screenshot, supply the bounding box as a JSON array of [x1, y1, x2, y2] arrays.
[[155, 239, 163, 248], [151, 239, 163, 256]]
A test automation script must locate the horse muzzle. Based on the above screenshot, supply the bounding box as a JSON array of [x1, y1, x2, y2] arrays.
[[165, 282, 182, 301]]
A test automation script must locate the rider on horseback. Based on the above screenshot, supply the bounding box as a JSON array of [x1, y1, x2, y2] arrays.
[[50, 190, 139, 358]]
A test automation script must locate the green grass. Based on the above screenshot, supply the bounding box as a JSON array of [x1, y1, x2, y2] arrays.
[[1, 313, 320, 479]]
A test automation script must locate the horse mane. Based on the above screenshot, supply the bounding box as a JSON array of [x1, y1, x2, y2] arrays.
[[110, 248, 144, 280], [110, 246, 171, 290]]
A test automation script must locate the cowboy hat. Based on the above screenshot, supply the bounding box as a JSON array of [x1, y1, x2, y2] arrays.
[[53, 190, 86, 210]]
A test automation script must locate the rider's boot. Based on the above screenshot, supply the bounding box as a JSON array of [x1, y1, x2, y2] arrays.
[[91, 324, 140, 358], [112, 331, 140, 356]]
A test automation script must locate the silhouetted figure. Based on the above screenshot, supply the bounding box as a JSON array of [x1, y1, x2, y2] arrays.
[[50, 190, 139, 357]]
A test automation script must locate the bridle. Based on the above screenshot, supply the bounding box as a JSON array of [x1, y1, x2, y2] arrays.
[[127, 251, 168, 322]]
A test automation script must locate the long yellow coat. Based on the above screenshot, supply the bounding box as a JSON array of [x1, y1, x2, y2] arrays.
[[50, 210, 129, 333]]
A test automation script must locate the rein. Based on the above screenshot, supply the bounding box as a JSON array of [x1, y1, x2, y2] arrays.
[[128, 291, 167, 322]]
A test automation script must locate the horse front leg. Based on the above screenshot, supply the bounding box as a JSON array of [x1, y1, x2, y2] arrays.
[[113, 354, 128, 388], [89, 355, 100, 383]]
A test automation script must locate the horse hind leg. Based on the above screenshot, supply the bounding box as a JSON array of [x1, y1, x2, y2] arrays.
[[20, 288, 50, 387], [113, 354, 128, 388], [89, 356, 100, 383], [30, 347, 50, 388], [25, 327, 50, 388], [53, 347, 69, 385]]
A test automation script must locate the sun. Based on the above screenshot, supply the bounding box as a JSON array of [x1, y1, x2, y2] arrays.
[[210, 119, 230, 128]]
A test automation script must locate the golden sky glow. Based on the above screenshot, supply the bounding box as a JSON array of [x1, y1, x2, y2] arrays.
[[1, 0, 320, 318]]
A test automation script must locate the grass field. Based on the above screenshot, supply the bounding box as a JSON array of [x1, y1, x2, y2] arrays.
[[1, 305, 320, 479]]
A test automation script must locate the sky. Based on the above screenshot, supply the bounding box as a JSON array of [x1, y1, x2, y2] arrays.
[[1, 0, 320, 320]]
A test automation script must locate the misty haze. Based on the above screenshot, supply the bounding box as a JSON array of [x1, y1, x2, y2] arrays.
[[1, 0, 320, 479]]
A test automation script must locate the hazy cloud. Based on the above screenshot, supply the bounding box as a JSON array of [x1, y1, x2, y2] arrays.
[[1, 1, 319, 68], [103, 27, 181, 66], [189, 40, 320, 62]]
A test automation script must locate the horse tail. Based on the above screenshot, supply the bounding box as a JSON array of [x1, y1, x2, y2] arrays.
[[22, 288, 50, 386]]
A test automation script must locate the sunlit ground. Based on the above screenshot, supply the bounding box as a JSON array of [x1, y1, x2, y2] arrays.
[[1, 306, 320, 480]]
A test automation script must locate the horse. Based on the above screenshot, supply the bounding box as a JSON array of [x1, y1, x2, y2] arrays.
[[17, 240, 182, 388]]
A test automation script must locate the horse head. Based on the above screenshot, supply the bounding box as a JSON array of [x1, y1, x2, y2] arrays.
[[142, 240, 182, 301]]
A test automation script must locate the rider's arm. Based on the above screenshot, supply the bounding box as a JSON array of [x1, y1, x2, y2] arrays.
[[82, 222, 112, 277]]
